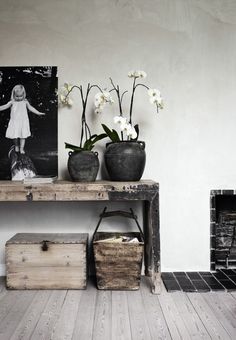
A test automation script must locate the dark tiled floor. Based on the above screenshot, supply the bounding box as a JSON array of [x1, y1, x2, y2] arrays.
[[162, 269, 236, 292]]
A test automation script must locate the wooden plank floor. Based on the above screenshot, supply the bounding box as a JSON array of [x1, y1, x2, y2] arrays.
[[0, 277, 235, 340]]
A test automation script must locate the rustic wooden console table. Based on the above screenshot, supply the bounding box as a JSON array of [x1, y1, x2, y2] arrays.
[[0, 180, 160, 294]]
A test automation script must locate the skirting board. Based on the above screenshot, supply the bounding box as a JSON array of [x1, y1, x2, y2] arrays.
[[0, 264, 5, 276]]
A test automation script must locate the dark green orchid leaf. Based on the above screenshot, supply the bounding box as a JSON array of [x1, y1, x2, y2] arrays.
[[102, 124, 120, 142], [65, 142, 83, 151]]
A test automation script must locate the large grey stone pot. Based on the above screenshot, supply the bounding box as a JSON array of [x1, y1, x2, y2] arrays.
[[68, 150, 99, 182], [104, 141, 146, 181]]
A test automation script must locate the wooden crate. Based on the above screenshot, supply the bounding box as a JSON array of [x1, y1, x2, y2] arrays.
[[93, 231, 144, 290], [6, 233, 88, 289]]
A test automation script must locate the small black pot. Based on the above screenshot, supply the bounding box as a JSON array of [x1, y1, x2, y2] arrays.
[[104, 141, 146, 181], [68, 150, 99, 182]]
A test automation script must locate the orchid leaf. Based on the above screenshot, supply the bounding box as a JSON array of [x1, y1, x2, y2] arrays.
[[65, 142, 83, 152], [112, 129, 120, 141], [91, 133, 107, 144], [102, 124, 120, 142], [83, 133, 108, 151]]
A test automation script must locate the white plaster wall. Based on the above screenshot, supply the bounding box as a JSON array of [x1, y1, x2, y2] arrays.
[[0, 0, 236, 274]]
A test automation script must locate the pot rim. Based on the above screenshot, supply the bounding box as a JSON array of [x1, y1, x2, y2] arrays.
[[68, 150, 99, 156], [106, 140, 145, 147]]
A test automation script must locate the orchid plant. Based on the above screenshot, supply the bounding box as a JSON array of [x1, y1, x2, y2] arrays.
[[95, 70, 163, 142], [60, 83, 113, 152]]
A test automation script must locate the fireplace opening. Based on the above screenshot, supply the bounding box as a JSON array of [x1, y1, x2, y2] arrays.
[[210, 190, 236, 270]]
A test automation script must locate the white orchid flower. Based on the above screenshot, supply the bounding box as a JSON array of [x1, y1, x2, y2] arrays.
[[158, 100, 164, 109], [114, 116, 127, 125], [148, 88, 161, 98], [128, 70, 135, 78], [94, 91, 114, 114], [95, 107, 102, 114], [128, 70, 147, 78], [63, 82, 73, 92], [149, 96, 158, 104], [59, 93, 73, 106], [139, 71, 147, 78], [95, 91, 113, 105], [102, 91, 111, 100], [120, 122, 130, 132], [66, 97, 73, 106], [127, 126, 137, 139], [94, 98, 102, 108], [94, 93, 103, 106], [119, 122, 137, 139], [120, 122, 136, 135], [150, 96, 162, 104], [60, 94, 66, 102]]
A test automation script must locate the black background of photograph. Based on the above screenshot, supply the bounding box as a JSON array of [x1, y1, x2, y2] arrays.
[[0, 66, 58, 180]]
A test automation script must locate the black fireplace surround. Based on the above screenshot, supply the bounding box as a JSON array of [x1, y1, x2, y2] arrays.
[[210, 190, 236, 271]]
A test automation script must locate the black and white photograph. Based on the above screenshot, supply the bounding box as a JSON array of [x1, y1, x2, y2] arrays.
[[0, 66, 58, 180]]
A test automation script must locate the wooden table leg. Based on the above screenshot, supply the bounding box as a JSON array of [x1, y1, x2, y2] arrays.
[[144, 191, 161, 294]]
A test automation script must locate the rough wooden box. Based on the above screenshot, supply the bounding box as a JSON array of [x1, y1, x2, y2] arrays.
[[6, 233, 88, 290], [93, 232, 144, 290]]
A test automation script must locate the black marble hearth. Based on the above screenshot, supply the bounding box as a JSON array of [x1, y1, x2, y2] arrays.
[[162, 270, 236, 292]]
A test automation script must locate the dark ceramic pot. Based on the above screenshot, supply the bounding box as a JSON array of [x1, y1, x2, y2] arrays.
[[68, 150, 99, 182], [104, 141, 146, 181]]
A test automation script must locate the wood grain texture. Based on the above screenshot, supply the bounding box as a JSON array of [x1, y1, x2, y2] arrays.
[[6, 244, 86, 267], [0, 180, 158, 202], [187, 293, 231, 339], [7, 267, 87, 290], [171, 292, 210, 339], [94, 232, 143, 290], [202, 293, 236, 338], [111, 291, 132, 340], [9, 291, 51, 340], [0, 291, 23, 324], [30, 290, 67, 340], [72, 281, 97, 340], [6, 233, 88, 289], [127, 289, 151, 340], [93, 290, 112, 340], [0, 291, 36, 340], [140, 278, 171, 340], [158, 290, 191, 340], [6, 233, 88, 244], [51, 290, 82, 340], [0, 277, 235, 339]]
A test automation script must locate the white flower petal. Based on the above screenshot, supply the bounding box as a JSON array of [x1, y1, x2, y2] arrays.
[[139, 71, 147, 78], [128, 71, 135, 78], [64, 82, 73, 92], [59, 94, 66, 103], [148, 88, 161, 97], [114, 116, 121, 124], [134, 71, 140, 78], [120, 122, 132, 132], [67, 97, 73, 106], [114, 116, 127, 125], [130, 128, 137, 139], [102, 91, 110, 99], [95, 108, 102, 114], [149, 96, 156, 104]]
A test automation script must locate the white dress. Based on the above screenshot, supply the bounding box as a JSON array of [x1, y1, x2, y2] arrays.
[[6, 100, 31, 139]]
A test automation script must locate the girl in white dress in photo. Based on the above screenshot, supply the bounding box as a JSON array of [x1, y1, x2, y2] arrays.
[[0, 84, 45, 154]]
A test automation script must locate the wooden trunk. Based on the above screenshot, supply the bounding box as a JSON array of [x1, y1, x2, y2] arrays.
[[93, 232, 144, 290], [6, 233, 88, 289]]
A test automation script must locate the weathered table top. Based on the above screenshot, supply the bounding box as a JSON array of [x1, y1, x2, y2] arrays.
[[0, 180, 159, 201]]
